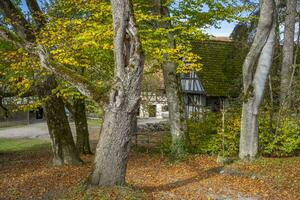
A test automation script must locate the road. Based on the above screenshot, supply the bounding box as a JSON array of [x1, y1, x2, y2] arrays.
[[0, 118, 167, 139]]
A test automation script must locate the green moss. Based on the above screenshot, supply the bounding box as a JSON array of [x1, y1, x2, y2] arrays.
[[192, 40, 245, 97], [170, 136, 189, 160]]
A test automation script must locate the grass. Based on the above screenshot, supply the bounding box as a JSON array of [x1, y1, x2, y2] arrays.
[[0, 138, 50, 153], [0, 123, 27, 130], [87, 118, 102, 127]]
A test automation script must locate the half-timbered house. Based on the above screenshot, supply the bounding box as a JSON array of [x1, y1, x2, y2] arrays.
[[139, 37, 244, 119]]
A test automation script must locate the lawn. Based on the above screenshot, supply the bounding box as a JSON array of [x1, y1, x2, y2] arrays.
[[87, 118, 102, 127], [0, 138, 50, 153], [0, 138, 299, 199]]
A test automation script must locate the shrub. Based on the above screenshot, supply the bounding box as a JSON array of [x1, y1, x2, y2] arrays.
[[259, 116, 300, 157], [188, 112, 240, 157], [160, 106, 300, 158], [162, 111, 300, 158]]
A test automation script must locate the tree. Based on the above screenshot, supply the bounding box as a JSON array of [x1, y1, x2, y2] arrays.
[[36, 76, 83, 165], [158, 0, 190, 158], [73, 97, 92, 154], [1, 0, 142, 177], [88, 0, 144, 186], [65, 94, 92, 155], [240, 0, 277, 160], [280, 0, 297, 106], [140, 0, 189, 158], [0, 0, 82, 166]]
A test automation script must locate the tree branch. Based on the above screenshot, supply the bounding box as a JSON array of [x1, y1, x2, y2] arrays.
[[1, 1, 108, 106], [242, 0, 275, 93], [0, 25, 24, 48], [36, 45, 109, 105]]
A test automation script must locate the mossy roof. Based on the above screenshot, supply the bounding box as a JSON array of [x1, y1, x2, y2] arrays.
[[192, 40, 244, 97]]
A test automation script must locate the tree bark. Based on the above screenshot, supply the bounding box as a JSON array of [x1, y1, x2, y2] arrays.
[[73, 98, 92, 154], [240, 0, 277, 161], [89, 0, 144, 186], [162, 61, 189, 157], [280, 0, 297, 106], [152, 0, 189, 158], [41, 77, 83, 166]]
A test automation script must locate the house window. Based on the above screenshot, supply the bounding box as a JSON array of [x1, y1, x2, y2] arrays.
[[148, 105, 156, 117], [162, 105, 168, 112], [36, 107, 44, 119]]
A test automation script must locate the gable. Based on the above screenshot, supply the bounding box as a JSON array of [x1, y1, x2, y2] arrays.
[[181, 71, 205, 94]]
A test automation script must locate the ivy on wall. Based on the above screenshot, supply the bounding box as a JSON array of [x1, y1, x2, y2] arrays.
[[192, 40, 245, 97]]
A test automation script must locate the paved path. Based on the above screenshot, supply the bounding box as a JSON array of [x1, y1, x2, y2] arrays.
[[0, 118, 167, 139]]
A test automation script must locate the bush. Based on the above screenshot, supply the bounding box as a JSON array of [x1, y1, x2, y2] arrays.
[[188, 112, 240, 157], [161, 110, 299, 158], [259, 116, 300, 157]]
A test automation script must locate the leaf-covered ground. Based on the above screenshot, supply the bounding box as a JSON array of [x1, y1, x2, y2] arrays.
[[0, 144, 299, 200]]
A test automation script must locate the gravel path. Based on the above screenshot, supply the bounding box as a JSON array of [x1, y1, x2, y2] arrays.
[[0, 122, 50, 139], [0, 118, 167, 139]]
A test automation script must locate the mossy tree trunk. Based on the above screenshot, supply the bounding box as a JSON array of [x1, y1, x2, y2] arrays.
[[40, 77, 83, 166], [45, 95, 83, 166], [162, 61, 189, 158], [156, 0, 189, 158], [73, 97, 92, 154]]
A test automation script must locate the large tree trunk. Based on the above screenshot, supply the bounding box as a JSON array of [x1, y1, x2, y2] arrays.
[[89, 0, 144, 186], [45, 95, 83, 166], [41, 77, 83, 166], [240, 0, 277, 161], [280, 0, 297, 106], [73, 98, 92, 154]]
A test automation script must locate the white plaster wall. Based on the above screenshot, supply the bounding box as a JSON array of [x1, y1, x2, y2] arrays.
[[156, 104, 163, 119]]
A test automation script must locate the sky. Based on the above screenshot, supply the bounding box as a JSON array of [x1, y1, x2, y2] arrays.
[[204, 21, 236, 37], [19, 0, 236, 37]]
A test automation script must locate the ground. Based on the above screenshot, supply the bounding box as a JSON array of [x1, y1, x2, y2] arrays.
[[0, 137, 299, 200]]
